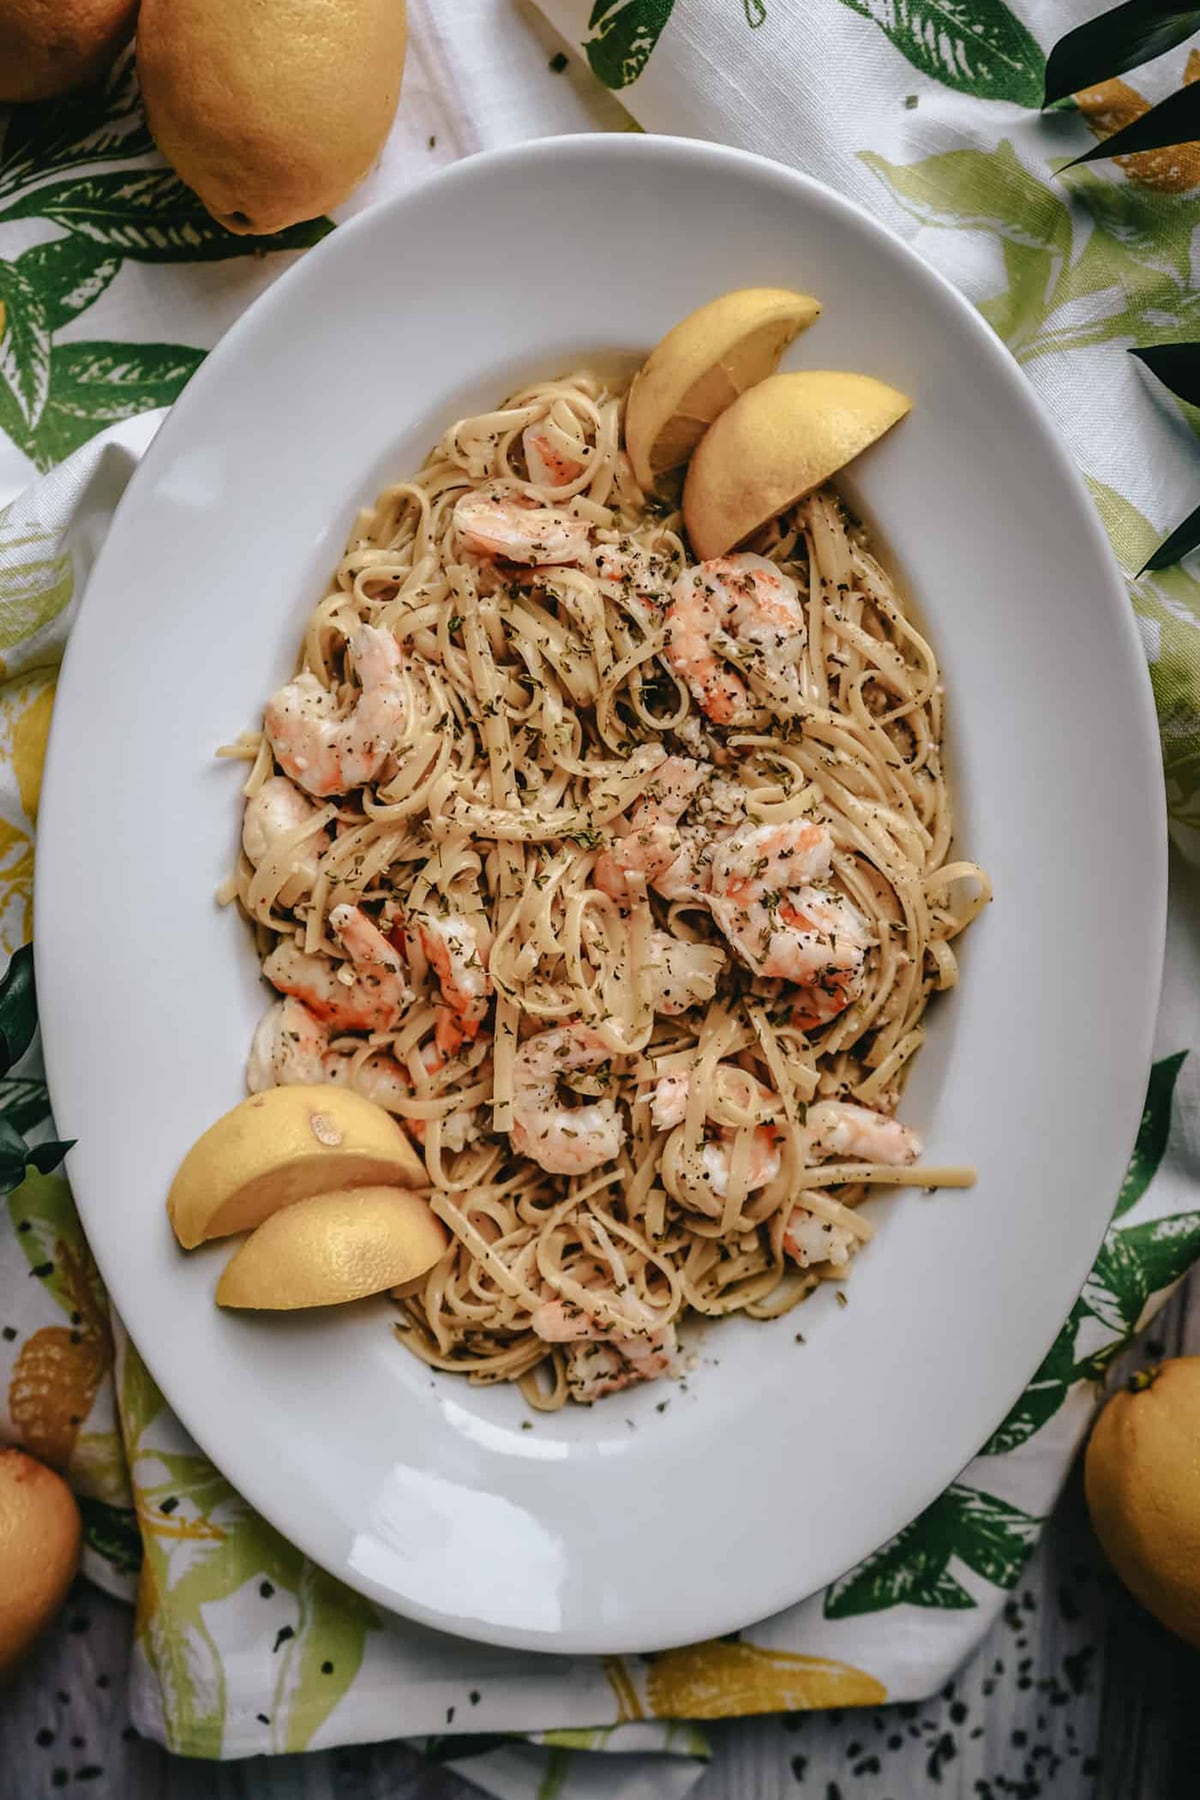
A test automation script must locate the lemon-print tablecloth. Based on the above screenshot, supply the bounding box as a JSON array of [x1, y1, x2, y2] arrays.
[[1, 1, 1199, 1792]]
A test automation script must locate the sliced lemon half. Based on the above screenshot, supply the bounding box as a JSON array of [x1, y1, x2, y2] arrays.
[[167, 1084, 424, 1249], [682, 369, 911, 560], [216, 1184, 447, 1309], [625, 287, 821, 493]]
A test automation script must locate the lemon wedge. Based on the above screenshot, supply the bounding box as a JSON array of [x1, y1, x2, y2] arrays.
[[167, 1085, 424, 1249], [682, 369, 911, 559], [215, 1184, 447, 1309], [625, 287, 821, 493]]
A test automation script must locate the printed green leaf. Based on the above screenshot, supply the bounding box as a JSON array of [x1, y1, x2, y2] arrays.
[[1044, 2, 1200, 107], [118, 1340, 166, 1444], [1113, 1051, 1187, 1218], [838, 0, 1045, 105], [1080, 1230, 1148, 1333], [0, 1074, 51, 1135], [947, 1484, 1041, 1587], [31, 341, 204, 467], [862, 139, 1071, 250], [4, 1168, 85, 1317], [0, 521, 73, 651], [744, 0, 767, 22], [1065, 79, 1200, 168], [0, 55, 151, 199], [280, 1560, 378, 1753], [1117, 1209, 1200, 1299], [979, 1310, 1079, 1453], [0, 943, 38, 1072], [0, 170, 334, 262], [79, 1494, 143, 1577], [15, 238, 122, 335], [585, 0, 677, 89], [825, 1482, 1039, 1616], [0, 258, 52, 431], [824, 1501, 974, 1617]]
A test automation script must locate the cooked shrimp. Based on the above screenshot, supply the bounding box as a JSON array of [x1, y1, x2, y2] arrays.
[[594, 755, 709, 901], [264, 625, 406, 798], [453, 494, 591, 565], [241, 776, 328, 906], [664, 553, 806, 725], [592, 539, 674, 611], [531, 1299, 677, 1401], [654, 1066, 782, 1210], [510, 1024, 624, 1175], [782, 1201, 856, 1270], [523, 424, 585, 489], [806, 1101, 920, 1166], [648, 930, 725, 1015], [650, 1070, 690, 1133], [649, 1065, 781, 1133], [565, 1336, 677, 1401], [246, 995, 479, 1149], [247, 991, 408, 1096], [698, 1130, 780, 1201], [708, 820, 870, 1018], [412, 912, 492, 1054], [264, 904, 408, 1032]]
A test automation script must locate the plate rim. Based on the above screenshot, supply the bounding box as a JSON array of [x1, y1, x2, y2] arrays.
[[34, 130, 1168, 1653]]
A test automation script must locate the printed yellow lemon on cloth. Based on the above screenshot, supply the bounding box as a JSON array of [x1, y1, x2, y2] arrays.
[[167, 1085, 424, 1249], [683, 369, 911, 559], [625, 288, 821, 493], [216, 1185, 446, 1309], [1085, 1358, 1200, 1646], [642, 1640, 886, 1717], [0, 1448, 81, 1673]]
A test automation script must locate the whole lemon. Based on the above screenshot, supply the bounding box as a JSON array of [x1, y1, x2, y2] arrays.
[[0, 1447, 82, 1675], [136, 0, 407, 236], [1085, 1357, 1200, 1646], [0, 0, 136, 103]]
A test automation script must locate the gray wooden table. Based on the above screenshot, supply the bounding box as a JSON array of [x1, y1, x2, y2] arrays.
[[4, 1283, 1199, 1800]]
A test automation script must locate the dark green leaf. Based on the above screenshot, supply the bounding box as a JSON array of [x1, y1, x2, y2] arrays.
[[1112, 1050, 1188, 1217], [1141, 496, 1200, 571], [1080, 1231, 1149, 1332], [838, 0, 1045, 105], [979, 1311, 1079, 1453], [944, 1484, 1040, 1588], [27, 1139, 74, 1174], [0, 1075, 51, 1136], [0, 171, 334, 262], [585, 0, 677, 89], [78, 1495, 143, 1578], [0, 1115, 30, 1193], [0, 943, 38, 1074], [1062, 78, 1200, 167], [1131, 342, 1200, 408], [744, 0, 767, 21], [1118, 1208, 1200, 1297], [32, 341, 204, 465], [15, 238, 121, 335], [823, 1499, 974, 1618], [1044, 2, 1200, 108], [0, 258, 52, 430]]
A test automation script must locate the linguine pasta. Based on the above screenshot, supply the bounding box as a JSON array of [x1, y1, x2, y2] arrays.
[[221, 368, 988, 1407]]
